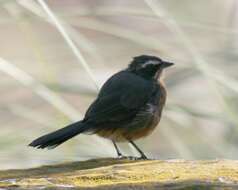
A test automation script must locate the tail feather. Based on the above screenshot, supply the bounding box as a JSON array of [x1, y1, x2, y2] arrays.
[[29, 121, 88, 149]]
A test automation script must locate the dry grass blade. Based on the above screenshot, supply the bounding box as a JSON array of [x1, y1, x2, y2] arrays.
[[144, 0, 238, 124], [15, 0, 113, 151], [0, 57, 82, 121], [72, 18, 167, 51], [36, 0, 99, 90], [160, 123, 194, 159], [144, 0, 216, 73], [17, 0, 105, 70], [18, 1, 169, 57], [7, 104, 54, 127]]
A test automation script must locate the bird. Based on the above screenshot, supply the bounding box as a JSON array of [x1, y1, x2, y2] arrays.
[[29, 55, 174, 159]]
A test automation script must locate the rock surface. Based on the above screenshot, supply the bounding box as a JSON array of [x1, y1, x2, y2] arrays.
[[0, 158, 238, 189]]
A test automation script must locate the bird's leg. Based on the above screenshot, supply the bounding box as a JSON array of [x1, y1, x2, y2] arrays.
[[112, 140, 123, 158], [129, 140, 148, 160]]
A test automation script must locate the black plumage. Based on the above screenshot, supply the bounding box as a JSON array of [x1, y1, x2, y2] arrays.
[[29, 55, 174, 159]]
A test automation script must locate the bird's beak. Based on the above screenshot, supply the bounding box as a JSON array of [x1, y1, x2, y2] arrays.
[[162, 61, 174, 68]]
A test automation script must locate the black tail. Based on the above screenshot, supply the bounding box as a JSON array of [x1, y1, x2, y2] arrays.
[[29, 121, 88, 149]]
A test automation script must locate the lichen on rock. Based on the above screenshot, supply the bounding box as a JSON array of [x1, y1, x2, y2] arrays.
[[1, 158, 238, 189]]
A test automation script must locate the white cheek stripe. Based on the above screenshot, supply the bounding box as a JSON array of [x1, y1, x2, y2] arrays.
[[142, 60, 159, 68]]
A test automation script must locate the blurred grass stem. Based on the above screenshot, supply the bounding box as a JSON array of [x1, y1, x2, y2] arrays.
[[0, 57, 82, 121], [145, 0, 238, 126], [36, 0, 99, 90]]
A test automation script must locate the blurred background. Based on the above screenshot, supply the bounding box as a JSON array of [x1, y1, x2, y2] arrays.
[[0, 0, 237, 169]]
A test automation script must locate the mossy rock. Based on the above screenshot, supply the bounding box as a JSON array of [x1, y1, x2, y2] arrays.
[[0, 158, 238, 189]]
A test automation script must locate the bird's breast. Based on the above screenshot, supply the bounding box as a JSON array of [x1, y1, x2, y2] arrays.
[[125, 84, 166, 140]]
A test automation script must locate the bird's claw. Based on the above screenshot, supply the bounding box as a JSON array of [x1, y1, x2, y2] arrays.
[[116, 155, 150, 160]]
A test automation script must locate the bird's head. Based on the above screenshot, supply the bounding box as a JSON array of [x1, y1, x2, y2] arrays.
[[128, 55, 174, 80]]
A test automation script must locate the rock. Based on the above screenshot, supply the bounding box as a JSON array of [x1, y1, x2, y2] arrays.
[[0, 158, 238, 189]]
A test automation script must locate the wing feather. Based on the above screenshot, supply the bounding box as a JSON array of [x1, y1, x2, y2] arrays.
[[84, 71, 154, 125]]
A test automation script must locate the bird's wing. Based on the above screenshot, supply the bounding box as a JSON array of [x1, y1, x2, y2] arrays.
[[84, 71, 154, 124]]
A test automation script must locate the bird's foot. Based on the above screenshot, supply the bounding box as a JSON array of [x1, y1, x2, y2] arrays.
[[117, 154, 131, 159], [117, 155, 136, 160], [116, 155, 150, 160]]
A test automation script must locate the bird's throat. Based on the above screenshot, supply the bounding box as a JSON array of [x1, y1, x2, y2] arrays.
[[155, 70, 163, 80]]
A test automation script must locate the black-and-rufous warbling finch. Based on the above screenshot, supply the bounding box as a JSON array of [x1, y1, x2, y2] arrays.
[[29, 55, 174, 159]]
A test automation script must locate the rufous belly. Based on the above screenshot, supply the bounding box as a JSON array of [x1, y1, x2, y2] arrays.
[[96, 109, 160, 142]]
